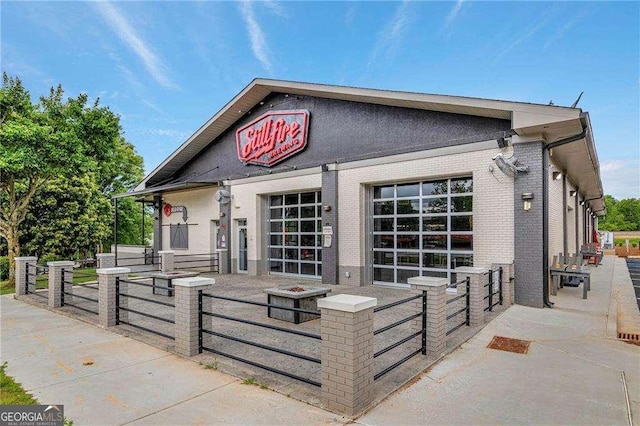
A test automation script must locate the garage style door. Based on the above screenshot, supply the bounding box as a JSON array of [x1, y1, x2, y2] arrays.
[[268, 191, 322, 277], [372, 178, 473, 286]]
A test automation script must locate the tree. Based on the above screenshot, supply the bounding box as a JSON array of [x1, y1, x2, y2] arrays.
[[598, 195, 640, 231], [0, 74, 145, 285]]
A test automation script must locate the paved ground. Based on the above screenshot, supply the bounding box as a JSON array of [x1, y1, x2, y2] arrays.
[[1, 256, 637, 425], [357, 256, 639, 425]]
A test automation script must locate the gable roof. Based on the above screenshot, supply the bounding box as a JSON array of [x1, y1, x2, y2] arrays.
[[134, 78, 604, 212]]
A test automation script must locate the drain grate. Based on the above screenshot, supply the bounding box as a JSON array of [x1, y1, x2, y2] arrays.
[[487, 336, 531, 354]]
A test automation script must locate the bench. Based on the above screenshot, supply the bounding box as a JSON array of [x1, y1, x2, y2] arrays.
[[580, 243, 602, 267], [550, 253, 591, 299]]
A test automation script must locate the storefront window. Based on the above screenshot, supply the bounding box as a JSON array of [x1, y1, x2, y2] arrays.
[[372, 177, 473, 285], [268, 190, 322, 277]]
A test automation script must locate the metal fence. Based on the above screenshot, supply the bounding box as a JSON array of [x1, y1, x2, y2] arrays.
[[26, 263, 48, 299], [174, 253, 219, 273], [61, 269, 99, 315], [484, 267, 503, 312], [446, 277, 470, 336], [115, 278, 175, 340], [199, 292, 321, 387], [373, 292, 426, 381], [115, 255, 161, 272]]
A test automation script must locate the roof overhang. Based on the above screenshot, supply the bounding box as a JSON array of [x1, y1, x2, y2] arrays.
[[136, 78, 585, 191], [513, 113, 605, 214], [113, 182, 215, 200]]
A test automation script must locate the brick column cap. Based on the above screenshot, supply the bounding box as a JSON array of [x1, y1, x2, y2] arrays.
[[407, 276, 448, 287], [96, 267, 131, 274], [96, 253, 115, 258], [47, 261, 75, 267], [158, 250, 175, 254], [318, 294, 376, 312], [15, 256, 38, 261], [455, 266, 488, 274], [173, 277, 215, 287]]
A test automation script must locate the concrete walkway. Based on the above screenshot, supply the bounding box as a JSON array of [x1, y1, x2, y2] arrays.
[[357, 256, 639, 425], [1, 256, 637, 425]]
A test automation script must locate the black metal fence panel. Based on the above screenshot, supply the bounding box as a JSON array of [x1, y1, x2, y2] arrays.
[[199, 291, 321, 387], [373, 292, 426, 381]]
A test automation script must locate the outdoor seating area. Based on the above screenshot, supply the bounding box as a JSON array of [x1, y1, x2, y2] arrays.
[[580, 243, 603, 266], [550, 253, 592, 299], [13, 255, 512, 416]]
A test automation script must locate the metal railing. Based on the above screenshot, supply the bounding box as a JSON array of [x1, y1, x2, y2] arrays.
[[115, 255, 160, 268], [373, 292, 426, 381], [115, 277, 175, 340], [61, 269, 98, 315], [483, 267, 503, 312], [174, 253, 219, 273], [199, 292, 321, 387], [26, 264, 48, 298], [446, 277, 470, 336]]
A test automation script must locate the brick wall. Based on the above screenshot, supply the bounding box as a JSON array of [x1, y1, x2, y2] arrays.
[[337, 143, 515, 283], [231, 171, 322, 274], [513, 141, 544, 308], [548, 160, 564, 260]]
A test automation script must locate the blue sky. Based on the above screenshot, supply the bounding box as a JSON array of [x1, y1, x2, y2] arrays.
[[2, 1, 639, 199]]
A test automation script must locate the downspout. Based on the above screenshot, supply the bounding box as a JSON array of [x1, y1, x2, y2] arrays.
[[542, 128, 587, 308], [574, 186, 579, 252], [114, 198, 118, 262], [562, 172, 568, 256]]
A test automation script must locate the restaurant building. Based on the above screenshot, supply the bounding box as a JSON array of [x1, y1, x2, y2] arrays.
[[120, 79, 605, 308]]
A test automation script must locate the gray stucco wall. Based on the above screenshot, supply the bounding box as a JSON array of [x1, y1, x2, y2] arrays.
[[170, 93, 510, 184], [321, 169, 338, 284], [513, 141, 545, 308]]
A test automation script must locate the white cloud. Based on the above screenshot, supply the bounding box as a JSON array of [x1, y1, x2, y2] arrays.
[[239, 1, 273, 72], [368, 1, 412, 66], [601, 159, 640, 199], [445, 0, 464, 28], [94, 2, 177, 89], [263, 0, 287, 18]]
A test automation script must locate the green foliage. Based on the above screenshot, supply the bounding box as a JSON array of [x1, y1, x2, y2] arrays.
[[0, 362, 39, 405], [0, 74, 149, 278], [599, 195, 640, 231], [0, 256, 7, 280]]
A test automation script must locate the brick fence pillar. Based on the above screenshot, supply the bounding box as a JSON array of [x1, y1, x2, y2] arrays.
[[14, 256, 37, 297], [173, 277, 215, 357], [159, 250, 174, 273], [48, 261, 74, 308], [492, 262, 515, 307], [318, 294, 377, 416], [408, 276, 448, 358], [97, 267, 130, 328], [96, 253, 116, 269], [455, 267, 488, 326]]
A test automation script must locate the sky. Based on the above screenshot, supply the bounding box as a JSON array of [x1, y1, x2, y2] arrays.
[[2, 1, 639, 199]]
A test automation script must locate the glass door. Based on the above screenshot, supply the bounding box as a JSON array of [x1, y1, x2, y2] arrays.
[[238, 219, 248, 272]]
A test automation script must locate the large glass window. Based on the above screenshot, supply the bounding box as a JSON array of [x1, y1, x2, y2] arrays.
[[268, 191, 322, 277], [372, 177, 473, 285]]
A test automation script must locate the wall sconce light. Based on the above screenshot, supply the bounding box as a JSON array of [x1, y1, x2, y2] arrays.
[[522, 192, 534, 211], [552, 171, 562, 180], [153, 200, 162, 209], [569, 190, 577, 197], [220, 212, 226, 217], [579, 200, 585, 206], [323, 205, 332, 212]]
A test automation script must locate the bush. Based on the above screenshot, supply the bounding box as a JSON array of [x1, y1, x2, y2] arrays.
[[0, 257, 8, 281], [633, 243, 638, 248], [39, 254, 61, 264]]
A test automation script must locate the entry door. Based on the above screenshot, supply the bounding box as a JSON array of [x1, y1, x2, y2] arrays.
[[238, 220, 248, 272]]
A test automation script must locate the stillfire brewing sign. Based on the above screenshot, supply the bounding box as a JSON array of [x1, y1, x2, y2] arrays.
[[235, 110, 310, 167]]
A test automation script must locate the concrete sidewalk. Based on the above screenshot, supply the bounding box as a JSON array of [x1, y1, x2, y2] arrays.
[[0, 295, 345, 425], [357, 256, 639, 425], [1, 256, 638, 425]]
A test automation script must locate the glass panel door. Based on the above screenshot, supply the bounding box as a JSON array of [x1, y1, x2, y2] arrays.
[[238, 220, 247, 272]]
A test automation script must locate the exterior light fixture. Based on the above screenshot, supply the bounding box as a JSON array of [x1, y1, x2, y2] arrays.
[[552, 171, 562, 180], [522, 192, 534, 211], [323, 205, 332, 212], [569, 190, 577, 197]]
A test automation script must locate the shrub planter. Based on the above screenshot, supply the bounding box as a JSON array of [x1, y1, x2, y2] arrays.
[[264, 286, 330, 324]]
